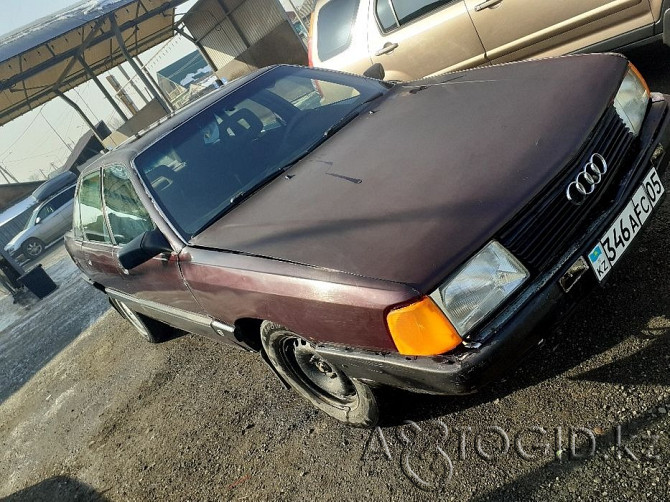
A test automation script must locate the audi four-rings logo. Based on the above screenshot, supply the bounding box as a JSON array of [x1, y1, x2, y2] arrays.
[[566, 153, 609, 205]]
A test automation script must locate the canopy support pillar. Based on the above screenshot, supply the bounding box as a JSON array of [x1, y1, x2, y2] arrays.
[[110, 14, 172, 115], [118, 64, 150, 106], [77, 55, 129, 122]]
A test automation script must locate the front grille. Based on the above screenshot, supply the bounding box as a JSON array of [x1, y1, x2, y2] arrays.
[[499, 107, 636, 272]]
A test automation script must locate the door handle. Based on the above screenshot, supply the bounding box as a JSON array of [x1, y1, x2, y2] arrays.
[[375, 42, 399, 56], [474, 0, 503, 12]]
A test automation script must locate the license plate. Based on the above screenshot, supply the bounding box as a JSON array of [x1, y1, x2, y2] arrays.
[[588, 168, 665, 281]]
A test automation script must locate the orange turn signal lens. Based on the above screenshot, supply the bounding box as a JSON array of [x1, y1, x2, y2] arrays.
[[628, 62, 650, 97], [386, 297, 462, 356]]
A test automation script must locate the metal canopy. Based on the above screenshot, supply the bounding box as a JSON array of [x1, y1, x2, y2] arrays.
[[0, 0, 188, 127]]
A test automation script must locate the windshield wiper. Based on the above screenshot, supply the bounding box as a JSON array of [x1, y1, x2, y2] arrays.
[[192, 168, 286, 237], [322, 91, 385, 138]]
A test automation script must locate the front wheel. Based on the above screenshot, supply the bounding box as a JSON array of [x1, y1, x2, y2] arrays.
[[21, 238, 44, 259], [261, 321, 378, 427]]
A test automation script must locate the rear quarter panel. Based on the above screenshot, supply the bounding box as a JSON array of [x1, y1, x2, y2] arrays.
[[181, 248, 418, 351]]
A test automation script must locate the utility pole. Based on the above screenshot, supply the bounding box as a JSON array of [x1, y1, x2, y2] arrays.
[[117, 64, 150, 106], [41, 109, 73, 153], [0, 162, 19, 183], [106, 74, 139, 115]]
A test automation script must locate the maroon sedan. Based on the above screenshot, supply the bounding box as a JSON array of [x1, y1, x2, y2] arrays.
[[66, 55, 669, 426]]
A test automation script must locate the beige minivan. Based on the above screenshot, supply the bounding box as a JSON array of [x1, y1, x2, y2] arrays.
[[309, 0, 670, 80]]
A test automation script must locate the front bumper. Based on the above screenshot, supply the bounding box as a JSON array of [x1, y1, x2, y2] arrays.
[[316, 93, 670, 395], [3, 247, 21, 260]]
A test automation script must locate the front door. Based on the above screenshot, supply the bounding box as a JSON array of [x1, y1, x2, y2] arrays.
[[74, 170, 126, 291], [368, 0, 488, 80], [100, 164, 204, 315], [73, 166, 206, 325]]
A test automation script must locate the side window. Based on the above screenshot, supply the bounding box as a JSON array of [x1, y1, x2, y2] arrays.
[[37, 203, 55, 222], [377, 0, 450, 30], [102, 165, 154, 245], [72, 185, 83, 240], [50, 186, 76, 211], [317, 0, 360, 61], [376, 0, 398, 32], [77, 171, 111, 243]]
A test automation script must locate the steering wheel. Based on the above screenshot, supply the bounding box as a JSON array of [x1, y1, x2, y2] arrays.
[[277, 109, 328, 161]]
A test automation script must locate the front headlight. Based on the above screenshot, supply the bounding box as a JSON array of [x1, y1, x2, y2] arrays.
[[430, 241, 529, 336], [614, 64, 650, 136]]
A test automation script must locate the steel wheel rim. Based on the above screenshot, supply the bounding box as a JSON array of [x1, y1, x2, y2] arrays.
[[279, 334, 357, 406]]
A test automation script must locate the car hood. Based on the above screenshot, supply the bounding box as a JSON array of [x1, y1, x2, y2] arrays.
[[5, 228, 30, 250], [191, 54, 628, 290]]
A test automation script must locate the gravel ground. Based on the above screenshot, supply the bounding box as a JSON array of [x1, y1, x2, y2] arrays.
[[1, 46, 670, 502]]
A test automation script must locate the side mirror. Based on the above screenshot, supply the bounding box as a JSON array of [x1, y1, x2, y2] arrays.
[[118, 228, 172, 270], [35, 217, 41, 225], [363, 63, 385, 81]]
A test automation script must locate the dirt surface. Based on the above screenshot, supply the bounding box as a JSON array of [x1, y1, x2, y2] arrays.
[[2, 46, 670, 501]]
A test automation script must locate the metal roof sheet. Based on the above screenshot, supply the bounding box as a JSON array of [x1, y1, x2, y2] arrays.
[[0, 0, 188, 126]]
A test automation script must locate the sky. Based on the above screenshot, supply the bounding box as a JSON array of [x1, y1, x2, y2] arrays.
[[0, 0, 200, 182]]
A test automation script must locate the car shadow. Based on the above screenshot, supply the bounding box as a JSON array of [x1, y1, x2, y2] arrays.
[[466, 394, 668, 501], [0, 249, 110, 405], [0, 476, 109, 501]]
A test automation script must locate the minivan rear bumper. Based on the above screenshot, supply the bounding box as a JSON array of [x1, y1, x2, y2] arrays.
[[315, 93, 670, 395]]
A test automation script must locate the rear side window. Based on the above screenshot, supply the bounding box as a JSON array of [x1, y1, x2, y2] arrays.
[[50, 186, 76, 210], [317, 0, 360, 61], [76, 172, 111, 243]]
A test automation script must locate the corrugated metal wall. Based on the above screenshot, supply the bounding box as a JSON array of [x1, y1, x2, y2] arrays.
[[0, 208, 34, 249], [184, 0, 286, 70], [235, 0, 285, 45]]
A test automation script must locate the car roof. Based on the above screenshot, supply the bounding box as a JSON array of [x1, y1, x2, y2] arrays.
[[80, 66, 275, 176], [32, 171, 77, 201], [37, 183, 76, 209]]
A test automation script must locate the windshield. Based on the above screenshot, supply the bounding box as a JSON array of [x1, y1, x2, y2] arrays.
[[133, 66, 389, 239], [25, 206, 41, 230]]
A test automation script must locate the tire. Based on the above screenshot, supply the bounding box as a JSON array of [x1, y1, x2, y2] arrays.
[[261, 321, 378, 427], [109, 298, 176, 344], [21, 238, 45, 259]]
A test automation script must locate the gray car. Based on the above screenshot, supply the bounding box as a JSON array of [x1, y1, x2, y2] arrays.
[[4, 185, 76, 260]]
